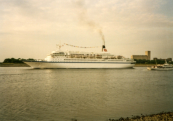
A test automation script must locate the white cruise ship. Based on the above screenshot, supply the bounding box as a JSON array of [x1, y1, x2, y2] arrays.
[[24, 44, 136, 69]]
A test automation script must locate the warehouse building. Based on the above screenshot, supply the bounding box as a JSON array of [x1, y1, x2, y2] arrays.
[[131, 51, 151, 60]]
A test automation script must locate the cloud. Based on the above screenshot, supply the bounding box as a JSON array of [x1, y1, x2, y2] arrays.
[[89, 0, 173, 28]]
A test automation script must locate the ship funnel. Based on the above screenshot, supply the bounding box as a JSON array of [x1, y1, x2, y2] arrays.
[[102, 45, 107, 52], [101, 38, 107, 52]]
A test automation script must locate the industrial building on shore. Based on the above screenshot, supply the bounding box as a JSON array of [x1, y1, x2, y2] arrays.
[[131, 51, 151, 60], [131, 51, 172, 62]]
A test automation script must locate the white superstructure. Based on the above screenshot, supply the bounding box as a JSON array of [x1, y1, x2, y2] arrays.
[[24, 45, 136, 69]]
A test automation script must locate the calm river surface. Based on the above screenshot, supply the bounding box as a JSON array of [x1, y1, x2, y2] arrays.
[[0, 67, 173, 121]]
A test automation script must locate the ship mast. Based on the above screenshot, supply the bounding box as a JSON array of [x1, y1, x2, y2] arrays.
[[56, 44, 61, 51], [56, 41, 62, 51]]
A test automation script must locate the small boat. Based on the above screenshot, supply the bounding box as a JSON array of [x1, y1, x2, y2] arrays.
[[147, 60, 173, 71]]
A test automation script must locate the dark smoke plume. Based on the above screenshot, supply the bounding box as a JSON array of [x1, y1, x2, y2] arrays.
[[75, 0, 105, 45]]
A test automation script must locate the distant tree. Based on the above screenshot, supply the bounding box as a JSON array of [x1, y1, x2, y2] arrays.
[[27, 58, 35, 61], [150, 60, 156, 64], [134, 59, 146, 64], [134, 59, 172, 64], [3, 58, 26, 63], [135, 59, 158, 64], [3, 58, 10, 63], [157, 60, 165, 64]]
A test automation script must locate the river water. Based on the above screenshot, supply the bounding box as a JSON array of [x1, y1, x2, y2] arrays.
[[0, 67, 173, 121]]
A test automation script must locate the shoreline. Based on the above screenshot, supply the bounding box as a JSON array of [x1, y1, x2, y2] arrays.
[[0, 63, 30, 67], [0, 63, 156, 67], [109, 111, 173, 121], [134, 64, 156, 67]]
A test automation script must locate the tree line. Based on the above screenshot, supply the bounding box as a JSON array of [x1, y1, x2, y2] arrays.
[[2, 58, 173, 64], [135, 59, 173, 64], [3, 58, 35, 63]]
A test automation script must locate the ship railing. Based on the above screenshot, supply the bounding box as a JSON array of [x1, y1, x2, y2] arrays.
[[24, 59, 45, 62], [62, 58, 134, 62], [24, 59, 37, 62], [31, 59, 44, 62], [38, 59, 44, 61]]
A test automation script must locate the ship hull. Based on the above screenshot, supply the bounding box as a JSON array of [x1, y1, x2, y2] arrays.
[[147, 67, 173, 71], [24, 61, 135, 69]]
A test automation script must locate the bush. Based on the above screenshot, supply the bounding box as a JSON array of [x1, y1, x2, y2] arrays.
[[3, 58, 30, 63], [134, 59, 172, 64]]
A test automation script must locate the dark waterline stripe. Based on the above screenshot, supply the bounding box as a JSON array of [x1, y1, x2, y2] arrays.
[[24, 61, 135, 64]]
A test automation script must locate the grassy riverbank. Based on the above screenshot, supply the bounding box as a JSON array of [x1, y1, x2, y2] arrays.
[[0, 63, 30, 67], [109, 111, 173, 121], [134, 64, 156, 67]]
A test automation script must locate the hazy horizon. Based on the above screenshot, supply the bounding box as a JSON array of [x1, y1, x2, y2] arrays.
[[0, 0, 173, 62]]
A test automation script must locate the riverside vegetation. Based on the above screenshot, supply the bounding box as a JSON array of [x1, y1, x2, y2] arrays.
[[0, 58, 34, 67], [109, 112, 173, 121], [134, 59, 173, 64], [2, 58, 35, 63]]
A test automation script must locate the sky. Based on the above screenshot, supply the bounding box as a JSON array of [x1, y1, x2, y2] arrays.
[[0, 0, 173, 62]]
